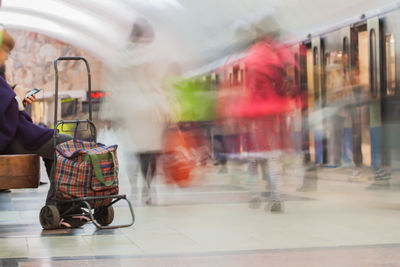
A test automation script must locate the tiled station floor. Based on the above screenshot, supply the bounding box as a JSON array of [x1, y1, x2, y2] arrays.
[[1, 163, 400, 266]]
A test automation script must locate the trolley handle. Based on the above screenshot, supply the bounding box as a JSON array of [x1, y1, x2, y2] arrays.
[[54, 56, 91, 74], [53, 56, 93, 130]]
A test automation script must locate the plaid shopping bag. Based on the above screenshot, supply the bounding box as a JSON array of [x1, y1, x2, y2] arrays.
[[55, 139, 119, 208]]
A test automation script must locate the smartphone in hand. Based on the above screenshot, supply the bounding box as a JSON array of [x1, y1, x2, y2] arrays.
[[25, 88, 41, 98]]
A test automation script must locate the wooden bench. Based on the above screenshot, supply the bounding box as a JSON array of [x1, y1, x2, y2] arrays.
[[0, 154, 40, 189]]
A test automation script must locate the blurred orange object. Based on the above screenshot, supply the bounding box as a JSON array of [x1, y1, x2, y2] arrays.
[[162, 126, 196, 187]]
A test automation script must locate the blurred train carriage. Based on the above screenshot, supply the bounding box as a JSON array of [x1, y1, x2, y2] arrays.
[[180, 6, 400, 175], [302, 10, 400, 172]]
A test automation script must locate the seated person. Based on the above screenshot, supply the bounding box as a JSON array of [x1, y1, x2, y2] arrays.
[[0, 29, 85, 227]]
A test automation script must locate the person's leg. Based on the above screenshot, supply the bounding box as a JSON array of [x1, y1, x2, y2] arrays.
[[38, 134, 73, 205], [213, 135, 223, 165], [369, 126, 390, 180], [248, 158, 262, 208], [139, 154, 151, 187], [138, 153, 148, 203], [267, 156, 282, 200], [145, 154, 157, 188], [349, 133, 362, 181], [314, 130, 324, 165], [5, 134, 72, 205], [343, 128, 353, 167], [266, 155, 283, 212], [260, 158, 269, 182], [145, 153, 157, 205], [5, 134, 71, 176], [370, 127, 382, 172], [139, 153, 157, 205], [218, 136, 228, 173], [352, 123, 363, 177]]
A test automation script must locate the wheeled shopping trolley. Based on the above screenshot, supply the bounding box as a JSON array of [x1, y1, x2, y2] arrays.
[[39, 57, 134, 230]]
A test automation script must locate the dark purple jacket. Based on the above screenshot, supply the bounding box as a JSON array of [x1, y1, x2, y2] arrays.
[[0, 76, 52, 153]]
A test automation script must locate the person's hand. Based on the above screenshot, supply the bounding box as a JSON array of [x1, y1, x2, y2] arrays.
[[23, 95, 36, 107], [14, 85, 36, 107]]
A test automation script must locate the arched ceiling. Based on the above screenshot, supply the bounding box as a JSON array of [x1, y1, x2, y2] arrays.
[[0, 0, 398, 63]]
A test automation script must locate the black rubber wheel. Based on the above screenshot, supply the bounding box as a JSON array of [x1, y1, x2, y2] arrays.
[[94, 206, 114, 226], [40, 205, 60, 230]]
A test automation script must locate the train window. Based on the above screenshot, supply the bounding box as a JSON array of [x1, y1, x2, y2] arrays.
[[313, 47, 320, 101], [342, 37, 349, 73], [343, 37, 349, 54], [358, 31, 369, 86], [369, 29, 378, 98], [307, 48, 314, 107], [239, 69, 244, 84], [233, 67, 240, 85], [313, 47, 319, 67], [294, 52, 299, 92], [385, 34, 396, 96], [325, 51, 344, 102]]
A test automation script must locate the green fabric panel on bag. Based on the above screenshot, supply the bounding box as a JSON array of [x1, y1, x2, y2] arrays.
[[88, 153, 115, 187], [82, 153, 113, 162]]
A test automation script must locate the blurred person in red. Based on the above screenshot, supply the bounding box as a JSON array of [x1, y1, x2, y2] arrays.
[[225, 27, 299, 212]]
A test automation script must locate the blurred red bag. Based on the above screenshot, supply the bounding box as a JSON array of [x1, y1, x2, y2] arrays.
[[162, 127, 196, 187]]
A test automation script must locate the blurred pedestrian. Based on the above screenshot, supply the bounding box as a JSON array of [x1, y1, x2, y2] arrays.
[[100, 17, 170, 205], [225, 34, 299, 212]]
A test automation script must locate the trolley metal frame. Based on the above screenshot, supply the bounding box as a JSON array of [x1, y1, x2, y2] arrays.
[[40, 56, 134, 230]]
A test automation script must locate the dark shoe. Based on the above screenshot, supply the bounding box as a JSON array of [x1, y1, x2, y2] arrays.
[[374, 172, 391, 181], [267, 200, 283, 213], [145, 197, 152, 206], [249, 197, 261, 209], [59, 215, 91, 228], [0, 189, 11, 193], [61, 215, 91, 228], [60, 208, 91, 228]]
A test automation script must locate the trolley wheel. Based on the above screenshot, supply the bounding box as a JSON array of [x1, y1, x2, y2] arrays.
[[40, 205, 60, 230], [94, 206, 114, 226]]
